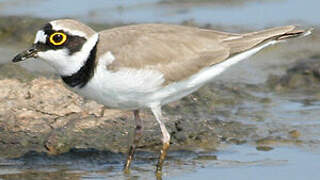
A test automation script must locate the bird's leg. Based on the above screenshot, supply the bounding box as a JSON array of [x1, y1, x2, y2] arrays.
[[124, 110, 144, 172], [151, 105, 170, 174], [99, 106, 107, 117]]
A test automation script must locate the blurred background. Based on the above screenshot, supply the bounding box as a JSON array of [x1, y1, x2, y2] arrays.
[[0, 0, 319, 180], [0, 0, 318, 27]]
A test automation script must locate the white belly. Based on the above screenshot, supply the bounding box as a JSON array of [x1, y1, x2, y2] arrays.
[[73, 41, 276, 110]]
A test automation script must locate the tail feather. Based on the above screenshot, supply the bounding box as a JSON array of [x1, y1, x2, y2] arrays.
[[223, 26, 312, 55], [276, 28, 313, 40]]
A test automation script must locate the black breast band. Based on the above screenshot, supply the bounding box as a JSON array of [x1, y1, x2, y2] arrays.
[[61, 39, 98, 88]]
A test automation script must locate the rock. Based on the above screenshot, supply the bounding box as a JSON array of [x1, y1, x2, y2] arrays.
[[28, 78, 84, 116], [266, 55, 320, 92], [0, 77, 128, 157], [256, 146, 273, 151], [289, 130, 301, 139], [256, 137, 302, 146], [196, 155, 218, 161]]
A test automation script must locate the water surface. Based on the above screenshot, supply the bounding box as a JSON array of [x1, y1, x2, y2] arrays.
[[0, 0, 318, 27]]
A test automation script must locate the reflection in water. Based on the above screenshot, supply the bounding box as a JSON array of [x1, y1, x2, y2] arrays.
[[0, 149, 209, 179], [1, 146, 320, 180], [0, 170, 82, 180]]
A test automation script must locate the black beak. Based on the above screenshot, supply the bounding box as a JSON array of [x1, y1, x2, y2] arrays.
[[12, 46, 38, 63]]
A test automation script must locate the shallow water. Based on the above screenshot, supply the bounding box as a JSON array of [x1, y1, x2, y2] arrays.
[[0, 0, 318, 27], [1, 145, 319, 180], [171, 145, 320, 180]]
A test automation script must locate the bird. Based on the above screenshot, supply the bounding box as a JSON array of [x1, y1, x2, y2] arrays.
[[12, 19, 311, 174]]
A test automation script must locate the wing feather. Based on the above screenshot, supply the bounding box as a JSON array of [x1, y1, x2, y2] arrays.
[[96, 24, 299, 84]]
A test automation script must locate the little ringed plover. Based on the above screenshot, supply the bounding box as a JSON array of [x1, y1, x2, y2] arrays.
[[12, 19, 311, 173]]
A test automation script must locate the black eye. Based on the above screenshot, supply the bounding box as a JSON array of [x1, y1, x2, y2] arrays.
[[49, 32, 67, 46], [53, 34, 63, 42]]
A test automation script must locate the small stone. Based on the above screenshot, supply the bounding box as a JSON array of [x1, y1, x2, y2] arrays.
[[256, 138, 278, 145], [196, 155, 217, 161], [256, 146, 274, 151], [227, 138, 246, 145], [289, 130, 301, 139]]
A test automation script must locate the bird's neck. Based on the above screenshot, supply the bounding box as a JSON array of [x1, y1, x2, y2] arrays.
[[61, 37, 99, 88]]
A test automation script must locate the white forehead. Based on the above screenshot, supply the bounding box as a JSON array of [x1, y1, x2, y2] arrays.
[[34, 30, 47, 44], [50, 21, 88, 38]]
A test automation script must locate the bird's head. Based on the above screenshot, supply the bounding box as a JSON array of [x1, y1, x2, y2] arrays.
[[12, 19, 99, 76]]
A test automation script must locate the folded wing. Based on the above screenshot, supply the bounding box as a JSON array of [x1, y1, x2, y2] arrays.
[[97, 24, 307, 85]]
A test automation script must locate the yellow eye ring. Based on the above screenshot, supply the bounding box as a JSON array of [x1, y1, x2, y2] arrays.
[[49, 32, 67, 46]]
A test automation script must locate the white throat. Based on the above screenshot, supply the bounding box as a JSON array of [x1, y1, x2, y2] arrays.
[[38, 33, 99, 76]]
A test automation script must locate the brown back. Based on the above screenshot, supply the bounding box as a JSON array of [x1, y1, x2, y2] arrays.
[[96, 24, 300, 84]]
